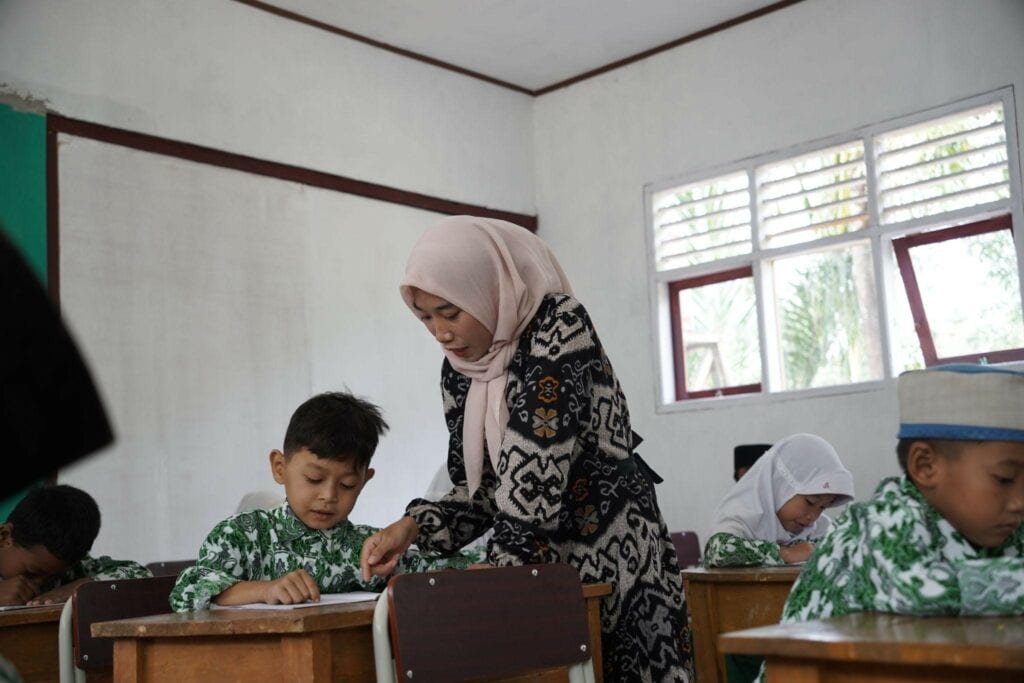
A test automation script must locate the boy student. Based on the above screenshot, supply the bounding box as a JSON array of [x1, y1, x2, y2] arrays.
[[171, 391, 482, 611], [0, 485, 150, 606], [780, 364, 1024, 624]]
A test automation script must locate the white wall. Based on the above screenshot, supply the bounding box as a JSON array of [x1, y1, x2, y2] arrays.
[[532, 0, 1024, 544], [0, 0, 534, 562]]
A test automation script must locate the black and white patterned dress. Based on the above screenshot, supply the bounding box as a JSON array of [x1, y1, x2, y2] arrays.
[[406, 293, 693, 682]]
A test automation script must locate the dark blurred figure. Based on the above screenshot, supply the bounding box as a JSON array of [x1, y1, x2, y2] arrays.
[[734, 443, 772, 481], [0, 229, 112, 498]]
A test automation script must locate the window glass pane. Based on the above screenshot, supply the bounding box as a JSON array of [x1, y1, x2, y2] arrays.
[[772, 243, 883, 390], [908, 229, 1024, 358], [678, 277, 761, 392], [652, 171, 751, 270], [877, 103, 1009, 224], [758, 141, 868, 248]]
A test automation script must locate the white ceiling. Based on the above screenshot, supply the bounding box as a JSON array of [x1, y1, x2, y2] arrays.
[[264, 0, 790, 91]]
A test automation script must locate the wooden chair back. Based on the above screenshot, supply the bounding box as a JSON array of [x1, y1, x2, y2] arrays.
[[71, 574, 178, 671], [671, 531, 702, 569], [378, 563, 594, 682], [144, 559, 195, 577]]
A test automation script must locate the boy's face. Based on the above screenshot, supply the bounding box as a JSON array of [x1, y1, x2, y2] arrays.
[[919, 441, 1024, 548], [270, 448, 374, 530], [0, 524, 69, 582], [776, 494, 836, 534]]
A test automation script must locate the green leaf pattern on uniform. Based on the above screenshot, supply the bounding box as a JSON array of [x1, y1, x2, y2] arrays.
[[170, 503, 483, 611], [41, 553, 152, 593], [703, 532, 784, 567], [754, 476, 1024, 683], [782, 476, 1024, 623]]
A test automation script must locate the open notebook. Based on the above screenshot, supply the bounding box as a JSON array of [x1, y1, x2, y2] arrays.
[[211, 591, 379, 610]]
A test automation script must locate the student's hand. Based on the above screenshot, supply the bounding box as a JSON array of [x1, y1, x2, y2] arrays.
[[0, 576, 43, 606], [263, 569, 320, 605], [361, 517, 419, 581], [26, 578, 89, 606], [779, 541, 815, 564]]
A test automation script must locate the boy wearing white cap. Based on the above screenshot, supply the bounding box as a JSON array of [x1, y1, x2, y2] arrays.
[[778, 364, 1024, 624]]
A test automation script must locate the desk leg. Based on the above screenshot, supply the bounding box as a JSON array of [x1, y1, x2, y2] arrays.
[[281, 632, 332, 682], [112, 640, 142, 683], [684, 582, 721, 683]]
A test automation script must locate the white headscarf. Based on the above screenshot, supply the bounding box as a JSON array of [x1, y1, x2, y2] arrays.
[[400, 216, 573, 495], [708, 433, 855, 543]]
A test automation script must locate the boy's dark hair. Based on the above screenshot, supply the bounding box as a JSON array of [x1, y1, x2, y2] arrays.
[[896, 438, 966, 472], [283, 391, 389, 469], [8, 484, 101, 564]]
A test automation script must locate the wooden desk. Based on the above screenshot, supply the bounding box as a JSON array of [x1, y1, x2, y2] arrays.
[[719, 612, 1024, 683], [93, 582, 611, 683], [0, 604, 64, 683], [682, 566, 801, 683]]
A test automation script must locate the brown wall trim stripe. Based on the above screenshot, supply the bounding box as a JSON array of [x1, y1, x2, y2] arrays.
[[533, 0, 805, 95], [234, 0, 805, 97], [46, 120, 60, 305], [47, 114, 536, 228], [232, 0, 532, 95]]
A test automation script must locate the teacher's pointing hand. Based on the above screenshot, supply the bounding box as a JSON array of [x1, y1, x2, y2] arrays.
[[360, 516, 419, 581]]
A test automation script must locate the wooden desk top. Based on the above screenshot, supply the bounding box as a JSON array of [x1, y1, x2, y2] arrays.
[[93, 582, 612, 639], [682, 565, 803, 583], [719, 612, 1024, 670], [0, 603, 64, 627]]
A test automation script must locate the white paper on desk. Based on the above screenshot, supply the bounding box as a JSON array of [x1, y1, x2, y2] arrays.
[[211, 591, 379, 610]]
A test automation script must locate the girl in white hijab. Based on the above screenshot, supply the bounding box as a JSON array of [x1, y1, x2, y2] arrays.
[[361, 216, 694, 682], [704, 433, 855, 567]]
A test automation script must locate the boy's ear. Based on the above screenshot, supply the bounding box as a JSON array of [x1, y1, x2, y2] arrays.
[[906, 441, 943, 489], [363, 467, 375, 486], [269, 449, 287, 484]]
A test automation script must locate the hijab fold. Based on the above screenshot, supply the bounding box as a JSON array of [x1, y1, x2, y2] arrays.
[[400, 216, 573, 495], [708, 433, 855, 543]]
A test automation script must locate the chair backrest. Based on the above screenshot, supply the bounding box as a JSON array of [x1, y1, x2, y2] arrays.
[[144, 559, 196, 577], [71, 575, 178, 672], [373, 564, 595, 683], [671, 531, 701, 569]]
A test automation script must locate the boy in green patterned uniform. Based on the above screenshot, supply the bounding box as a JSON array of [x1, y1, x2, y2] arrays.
[[171, 392, 481, 610], [779, 365, 1024, 623]]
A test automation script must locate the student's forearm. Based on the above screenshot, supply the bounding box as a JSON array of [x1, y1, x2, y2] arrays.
[[703, 532, 783, 567], [211, 580, 271, 606]]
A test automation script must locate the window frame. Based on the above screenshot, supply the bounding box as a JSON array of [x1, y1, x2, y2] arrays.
[[668, 265, 762, 400], [645, 87, 1024, 409], [892, 213, 1024, 366]]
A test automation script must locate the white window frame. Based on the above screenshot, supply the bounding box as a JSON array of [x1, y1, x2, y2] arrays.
[[644, 87, 1024, 412]]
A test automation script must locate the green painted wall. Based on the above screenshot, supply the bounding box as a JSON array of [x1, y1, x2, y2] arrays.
[[0, 102, 47, 518], [0, 102, 46, 282]]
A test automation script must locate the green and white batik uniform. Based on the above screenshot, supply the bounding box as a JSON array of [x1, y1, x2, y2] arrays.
[[170, 502, 484, 611], [783, 475, 1024, 621], [703, 533, 786, 567], [752, 475, 1024, 683], [43, 554, 151, 592]]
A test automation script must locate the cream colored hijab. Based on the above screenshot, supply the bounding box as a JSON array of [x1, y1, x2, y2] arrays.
[[708, 433, 855, 544], [400, 216, 573, 495]]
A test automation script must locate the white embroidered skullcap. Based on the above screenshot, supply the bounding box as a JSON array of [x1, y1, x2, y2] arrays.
[[898, 364, 1024, 442]]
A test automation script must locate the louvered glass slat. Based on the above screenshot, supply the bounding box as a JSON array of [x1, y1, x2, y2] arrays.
[[877, 103, 1009, 224], [652, 171, 751, 271], [757, 142, 867, 248]]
